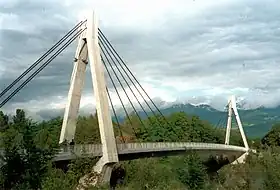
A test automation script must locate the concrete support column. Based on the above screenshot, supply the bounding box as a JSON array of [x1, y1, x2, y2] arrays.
[[86, 10, 119, 180], [225, 95, 250, 164], [59, 24, 88, 144], [60, 11, 118, 185], [231, 95, 249, 150], [225, 99, 232, 145]]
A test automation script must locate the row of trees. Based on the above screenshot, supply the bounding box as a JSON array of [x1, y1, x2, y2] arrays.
[[0, 109, 279, 189]]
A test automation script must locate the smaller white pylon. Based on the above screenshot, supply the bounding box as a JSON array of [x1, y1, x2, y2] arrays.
[[225, 95, 249, 150]]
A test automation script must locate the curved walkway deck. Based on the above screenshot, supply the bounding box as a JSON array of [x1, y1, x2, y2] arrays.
[[54, 142, 248, 162]]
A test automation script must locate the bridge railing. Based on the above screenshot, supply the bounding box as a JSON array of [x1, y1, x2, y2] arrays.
[[56, 142, 248, 156]]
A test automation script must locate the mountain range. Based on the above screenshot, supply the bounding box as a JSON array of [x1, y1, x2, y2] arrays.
[[121, 103, 280, 138], [35, 101, 280, 138]]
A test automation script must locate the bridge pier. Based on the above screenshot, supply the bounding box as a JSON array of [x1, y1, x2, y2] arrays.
[[87, 10, 119, 184], [95, 162, 115, 184], [93, 158, 116, 184], [224, 95, 251, 165], [77, 162, 125, 189], [232, 152, 248, 164], [59, 10, 119, 187]]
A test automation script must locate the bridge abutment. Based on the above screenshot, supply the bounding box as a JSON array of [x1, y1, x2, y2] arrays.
[[95, 162, 115, 184], [93, 157, 117, 184], [77, 162, 125, 189]]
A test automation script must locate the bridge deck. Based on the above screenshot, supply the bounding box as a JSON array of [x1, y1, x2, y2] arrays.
[[55, 142, 247, 162]]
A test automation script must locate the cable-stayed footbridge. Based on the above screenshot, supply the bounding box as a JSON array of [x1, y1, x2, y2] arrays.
[[0, 11, 252, 184]]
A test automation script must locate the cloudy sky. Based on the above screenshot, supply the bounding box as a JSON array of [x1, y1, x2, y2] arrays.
[[1, 0, 280, 120]]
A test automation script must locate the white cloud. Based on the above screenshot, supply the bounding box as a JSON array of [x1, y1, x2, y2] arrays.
[[1, 0, 280, 119]]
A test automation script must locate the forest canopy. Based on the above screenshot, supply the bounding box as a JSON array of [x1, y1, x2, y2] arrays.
[[0, 109, 279, 190]]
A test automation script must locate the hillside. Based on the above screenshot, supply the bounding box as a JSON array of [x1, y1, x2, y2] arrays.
[[115, 103, 280, 138], [156, 104, 280, 138], [2, 108, 280, 189], [38, 102, 280, 138]]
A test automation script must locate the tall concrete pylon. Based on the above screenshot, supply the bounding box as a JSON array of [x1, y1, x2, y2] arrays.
[[225, 95, 249, 150], [59, 11, 118, 183]]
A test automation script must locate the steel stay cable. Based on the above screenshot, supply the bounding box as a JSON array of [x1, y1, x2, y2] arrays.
[[224, 102, 230, 130], [99, 39, 150, 120], [214, 102, 228, 138], [101, 55, 137, 136], [98, 29, 166, 119], [0, 20, 86, 98], [106, 86, 125, 143], [101, 55, 135, 133], [98, 34, 161, 123], [98, 35, 177, 134], [222, 102, 230, 142], [0, 28, 86, 108], [98, 29, 180, 138], [216, 117, 223, 129], [217, 103, 228, 129], [98, 30, 173, 128], [99, 44, 147, 133]]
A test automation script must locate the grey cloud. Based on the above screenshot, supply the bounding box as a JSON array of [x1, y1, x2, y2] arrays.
[[0, 1, 137, 106], [0, 30, 137, 105], [0, 0, 57, 14], [102, 0, 280, 78], [0, 45, 134, 105], [2, 0, 280, 115], [35, 108, 64, 121], [119, 1, 280, 98]]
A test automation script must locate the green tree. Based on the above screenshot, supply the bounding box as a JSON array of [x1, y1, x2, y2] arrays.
[[75, 114, 101, 144], [35, 117, 62, 150], [261, 123, 280, 147], [175, 153, 208, 190], [0, 111, 9, 132], [0, 109, 54, 189]]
